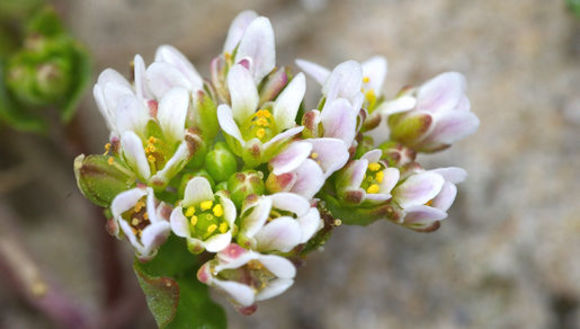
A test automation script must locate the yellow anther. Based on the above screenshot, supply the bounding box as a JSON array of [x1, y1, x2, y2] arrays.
[[363, 76, 370, 83], [148, 136, 157, 144], [368, 162, 381, 172], [190, 215, 198, 226], [224, 52, 232, 60], [219, 222, 228, 233], [104, 143, 111, 154], [207, 224, 217, 234], [366, 184, 380, 194], [185, 206, 196, 217], [200, 200, 213, 211], [134, 200, 145, 212], [256, 109, 271, 118], [375, 170, 384, 183], [143, 212, 149, 220], [365, 89, 376, 104], [256, 128, 266, 139], [256, 117, 269, 126], [311, 152, 319, 159], [212, 204, 224, 217], [425, 200, 434, 207], [146, 144, 156, 153], [131, 218, 140, 226], [147, 155, 156, 163], [107, 157, 114, 165]]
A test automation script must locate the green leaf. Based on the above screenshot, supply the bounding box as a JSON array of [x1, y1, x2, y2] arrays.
[[567, 0, 580, 17], [134, 236, 227, 329]]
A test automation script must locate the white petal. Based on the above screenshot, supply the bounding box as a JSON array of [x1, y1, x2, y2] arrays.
[[220, 196, 237, 226], [403, 204, 447, 225], [255, 217, 301, 252], [322, 60, 363, 104], [170, 207, 190, 238], [255, 278, 294, 302], [118, 219, 141, 252], [394, 172, 445, 209], [241, 197, 273, 238], [111, 187, 147, 219], [320, 98, 358, 145], [149, 141, 190, 185], [217, 105, 245, 144], [146, 62, 192, 99], [364, 192, 391, 203], [424, 110, 480, 145], [227, 64, 259, 123], [270, 141, 312, 175], [417, 72, 466, 114], [258, 254, 296, 279], [184, 176, 214, 206], [270, 192, 311, 216], [155, 45, 203, 90], [121, 131, 151, 179], [262, 126, 304, 151], [97, 68, 131, 87], [140, 221, 170, 254], [203, 232, 232, 253], [380, 167, 400, 194], [223, 10, 259, 52], [431, 167, 467, 184], [133, 54, 152, 100], [307, 138, 349, 177], [212, 279, 256, 307], [361, 149, 382, 163], [430, 182, 457, 212], [157, 87, 189, 143], [235, 16, 276, 83], [93, 84, 115, 132], [114, 94, 149, 136], [377, 95, 417, 115], [295, 59, 330, 86], [273, 73, 306, 130], [290, 159, 325, 199], [361, 56, 387, 94], [298, 208, 322, 243]]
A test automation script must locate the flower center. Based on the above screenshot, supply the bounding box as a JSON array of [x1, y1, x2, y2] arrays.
[[361, 162, 385, 194], [184, 199, 229, 240], [144, 136, 167, 173], [243, 109, 276, 142], [121, 197, 151, 238], [361, 76, 377, 112]]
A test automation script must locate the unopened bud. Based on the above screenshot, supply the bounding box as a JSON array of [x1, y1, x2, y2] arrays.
[[228, 170, 265, 208], [205, 142, 238, 183], [388, 112, 433, 146], [259, 67, 289, 105]]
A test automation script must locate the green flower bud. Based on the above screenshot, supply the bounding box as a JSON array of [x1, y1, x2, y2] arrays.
[[227, 170, 265, 208], [258, 66, 289, 105], [192, 89, 218, 140], [388, 112, 433, 146], [74, 154, 136, 207], [377, 141, 416, 167], [205, 142, 238, 183]]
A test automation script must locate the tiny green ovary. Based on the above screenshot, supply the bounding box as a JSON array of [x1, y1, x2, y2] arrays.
[[183, 200, 229, 240]]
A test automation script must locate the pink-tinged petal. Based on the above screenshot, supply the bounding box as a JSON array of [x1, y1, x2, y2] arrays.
[[361, 149, 382, 163], [184, 176, 214, 206], [297, 208, 322, 243], [403, 204, 447, 225], [322, 60, 362, 104], [140, 221, 170, 254], [394, 172, 445, 209], [150, 141, 190, 185], [157, 87, 189, 143], [255, 217, 301, 252], [273, 73, 306, 130], [235, 16, 276, 83], [431, 167, 467, 184], [270, 192, 310, 216], [295, 59, 330, 86], [320, 98, 357, 145], [347, 158, 369, 189], [228, 64, 259, 123], [255, 278, 294, 302], [291, 159, 325, 199], [307, 138, 349, 177], [133, 54, 152, 100], [97, 68, 131, 87], [380, 167, 400, 194], [241, 197, 273, 238], [212, 280, 255, 307], [270, 141, 312, 175], [145, 187, 161, 223], [93, 85, 116, 132], [170, 207, 190, 238], [223, 10, 259, 52], [262, 126, 304, 150], [155, 45, 203, 90], [220, 196, 237, 226], [111, 187, 146, 218], [217, 105, 245, 145], [361, 56, 387, 93], [118, 219, 140, 251], [430, 182, 457, 212], [216, 243, 251, 265], [258, 254, 296, 279], [115, 94, 149, 136], [417, 72, 466, 114], [423, 111, 480, 146], [146, 62, 192, 99], [364, 193, 391, 203], [454, 95, 471, 112], [204, 232, 232, 253], [377, 95, 417, 115], [121, 131, 151, 180]]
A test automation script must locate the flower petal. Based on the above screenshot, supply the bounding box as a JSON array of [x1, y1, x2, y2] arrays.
[[273, 73, 306, 130], [403, 204, 447, 225], [255, 278, 294, 302], [422, 110, 480, 146], [320, 98, 358, 145], [155, 45, 203, 90], [146, 62, 193, 99], [121, 131, 151, 180], [255, 217, 301, 252], [115, 94, 149, 136], [235, 16, 276, 83], [295, 59, 331, 86], [157, 87, 189, 143], [361, 149, 382, 163], [212, 279, 256, 307], [220, 196, 237, 226], [380, 167, 400, 194], [133, 54, 152, 100], [262, 126, 304, 151], [430, 182, 457, 212], [111, 187, 147, 219], [217, 104, 245, 145], [431, 167, 467, 184], [377, 95, 417, 115], [361, 56, 387, 94], [417, 72, 466, 114], [297, 208, 322, 243], [223, 10, 259, 52], [322, 60, 362, 105], [150, 141, 190, 185], [241, 197, 273, 238], [270, 141, 312, 175], [258, 254, 296, 279], [170, 206, 190, 238], [118, 219, 141, 252], [307, 138, 349, 177], [184, 176, 214, 206], [228, 64, 259, 123], [394, 172, 445, 209], [270, 192, 311, 216], [204, 232, 232, 253], [140, 221, 170, 255]]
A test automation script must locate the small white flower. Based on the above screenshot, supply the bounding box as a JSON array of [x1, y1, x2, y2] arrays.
[[170, 176, 236, 253], [111, 186, 171, 261]]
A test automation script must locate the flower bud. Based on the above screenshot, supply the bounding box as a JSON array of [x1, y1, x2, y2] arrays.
[[258, 66, 289, 105], [378, 141, 416, 167], [193, 90, 219, 140], [205, 142, 238, 182], [74, 154, 136, 207], [388, 111, 433, 146], [227, 170, 265, 208]]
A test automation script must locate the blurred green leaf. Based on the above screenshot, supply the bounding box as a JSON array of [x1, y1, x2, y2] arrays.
[[567, 0, 580, 17]]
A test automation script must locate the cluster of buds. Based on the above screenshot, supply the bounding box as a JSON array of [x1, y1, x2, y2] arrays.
[[75, 10, 479, 314]]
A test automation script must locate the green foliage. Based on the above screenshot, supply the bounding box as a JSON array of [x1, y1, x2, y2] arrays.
[[134, 236, 227, 329], [567, 0, 580, 17]]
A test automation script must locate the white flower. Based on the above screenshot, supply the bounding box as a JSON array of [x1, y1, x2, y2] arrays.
[[197, 244, 296, 314], [170, 176, 236, 253], [110, 186, 171, 261], [237, 192, 322, 252]]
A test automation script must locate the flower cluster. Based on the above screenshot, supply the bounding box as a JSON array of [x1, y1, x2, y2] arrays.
[[75, 10, 479, 314]]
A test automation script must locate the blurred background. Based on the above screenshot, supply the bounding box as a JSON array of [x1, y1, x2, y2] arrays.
[[1, 0, 579, 328]]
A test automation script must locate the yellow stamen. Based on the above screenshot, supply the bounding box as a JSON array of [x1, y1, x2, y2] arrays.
[[311, 152, 319, 159], [256, 117, 269, 126], [375, 171, 384, 183], [131, 218, 140, 226], [134, 200, 145, 212], [219, 222, 228, 233], [425, 200, 434, 207], [147, 155, 156, 163], [366, 184, 380, 194], [365, 89, 376, 104], [363, 76, 370, 83], [143, 212, 149, 220], [148, 136, 157, 144], [104, 143, 111, 155], [107, 157, 114, 165], [256, 109, 271, 118], [368, 162, 381, 172], [207, 224, 217, 234], [190, 215, 198, 226], [200, 200, 213, 211], [256, 128, 266, 139], [224, 52, 232, 61], [212, 204, 224, 217], [185, 206, 196, 217]]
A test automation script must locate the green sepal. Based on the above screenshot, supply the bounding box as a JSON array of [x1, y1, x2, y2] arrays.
[[388, 112, 433, 146], [227, 170, 265, 209], [193, 90, 219, 141], [205, 142, 238, 183]]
